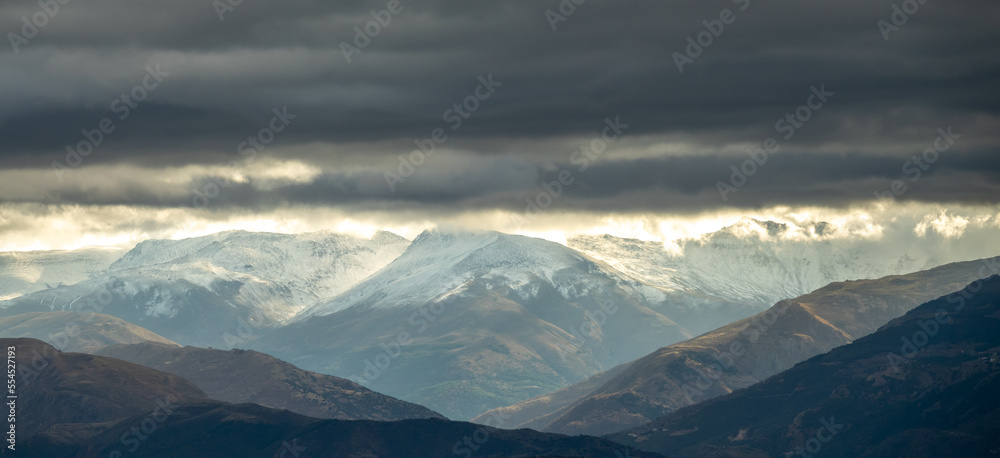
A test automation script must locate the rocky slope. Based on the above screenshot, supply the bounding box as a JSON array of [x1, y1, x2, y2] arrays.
[[0, 311, 177, 352], [475, 255, 1000, 436], [96, 341, 444, 422], [0, 338, 206, 437], [610, 275, 1000, 458]]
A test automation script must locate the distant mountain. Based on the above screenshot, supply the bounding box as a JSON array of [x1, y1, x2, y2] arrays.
[[0, 338, 206, 438], [21, 402, 664, 458], [0, 231, 409, 347], [0, 248, 123, 301], [475, 255, 1000, 436], [252, 229, 694, 420], [0, 311, 178, 352], [570, 218, 936, 332], [96, 341, 444, 422], [609, 275, 1000, 458]]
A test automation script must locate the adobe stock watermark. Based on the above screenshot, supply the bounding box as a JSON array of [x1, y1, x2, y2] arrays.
[[107, 397, 178, 458], [212, 0, 245, 21], [192, 107, 296, 208], [51, 65, 170, 182], [556, 300, 620, 362], [788, 417, 844, 458], [877, 0, 930, 41], [545, 0, 587, 32], [276, 438, 307, 458], [7, 0, 74, 54], [886, 260, 1000, 373], [716, 84, 834, 202], [18, 285, 120, 390], [453, 410, 510, 458], [349, 295, 456, 385], [509, 116, 628, 228], [672, 0, 751, 73], [385, 74, 502, 192], [873, 126, 959, 203], [340, 0, 411, 63], [680, 301, 790, 405]]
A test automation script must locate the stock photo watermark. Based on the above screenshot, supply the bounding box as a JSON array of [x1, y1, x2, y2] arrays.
[[340, 0, 411, 62], [788, 416, 844, 458], [545, 0, 588, 32], [107, 397, 178, 458], [874, 126, 959, 203], [349, 295, 456, 385], [672, 0, 751, 73], [509, 115, 628, 228], [6, 0, 74, 54], [877, 0, 930, 41], [681, 301, 790, 404], [51, 65, 170, 182], [191, 106, 296, 208], [716, 84, 834, 202], [385, 74, 502, 192]]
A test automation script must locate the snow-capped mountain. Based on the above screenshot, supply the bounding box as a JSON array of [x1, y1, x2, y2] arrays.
[[111, 230, 410, 319], [570, 217, 932, 309], [253, 229, 694, 420], [0, 248, 124, 301], [0, 231, 409, 347], [298, 230, 621, 317]]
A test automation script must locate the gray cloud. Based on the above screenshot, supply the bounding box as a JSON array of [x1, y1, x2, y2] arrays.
[[0, 0, 998, 215]]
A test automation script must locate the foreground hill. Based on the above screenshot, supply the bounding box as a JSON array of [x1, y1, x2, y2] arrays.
[[0, 311, 177, 352], [475, 255, 1000, 435], [610, 275, 1000, 457], [21, 402, 664, 458], [1, 338, 660, 458], [97, 341, 444, 422], [0, 338, 206, 437]]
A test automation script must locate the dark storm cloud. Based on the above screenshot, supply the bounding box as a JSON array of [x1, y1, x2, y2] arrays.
[[1, 0, 998, 210], [5, 149, 997, 216]]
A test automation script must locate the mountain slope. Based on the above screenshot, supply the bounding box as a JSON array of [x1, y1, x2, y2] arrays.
[[610, 275, 1000, 458], [0, 311, 178, 352], [569, 218, 945, 331], [20, 402, 664, 458], [252, 229, 694, 420], [0, 248, 123, 301], [96, 341, 444, 422], [0, 231, 409, 347], [475, 255, 1000, 436], [0, 338, 206, 437]]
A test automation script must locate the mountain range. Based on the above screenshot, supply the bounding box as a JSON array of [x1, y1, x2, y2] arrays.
[[0, 219, 995, 421], [473, 255, 1000, 435], [609, 275, 1000, 457], [2, 338, 659, 458]]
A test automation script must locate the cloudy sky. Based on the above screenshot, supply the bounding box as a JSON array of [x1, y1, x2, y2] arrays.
[[1, 0, 999, 250]]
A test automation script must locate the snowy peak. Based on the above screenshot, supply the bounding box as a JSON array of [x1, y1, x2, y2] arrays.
[[0, 247, 124, 301], [570, 219, 943, 309], [296, 229, 601, 318]]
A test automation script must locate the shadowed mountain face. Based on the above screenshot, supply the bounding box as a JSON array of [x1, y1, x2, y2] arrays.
[[96, 341, 444, 422], [2, 338, 661, 458], [474, 256, 1000, 436], [609, 276, 1000, 458], [0, 312, 178, 353], [0, 338, 206, 438], [251, 230, 694, 420], [19, 402, 665, 458]]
